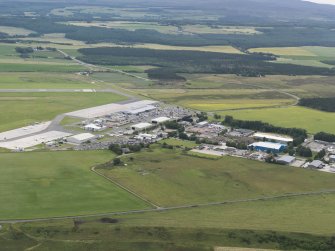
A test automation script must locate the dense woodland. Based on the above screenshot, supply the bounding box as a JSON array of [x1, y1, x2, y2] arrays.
[[77, 47, 335, 79], [299, 97, 335, 112], [314, 132, 335, 143]]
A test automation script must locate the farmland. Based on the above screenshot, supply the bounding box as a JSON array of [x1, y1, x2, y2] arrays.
[[0, 150, 149, 220]]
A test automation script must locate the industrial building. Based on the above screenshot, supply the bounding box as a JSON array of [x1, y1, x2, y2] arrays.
[[330, 155, 335, 162], [276, 155, 296, 165], [67, 133, 96, 144], [308, 160, 324, 169], [253, 132, 293, 144], [152, 117, 171, 124], [131, 122, 152, 131], [249, 142, 287, 153]]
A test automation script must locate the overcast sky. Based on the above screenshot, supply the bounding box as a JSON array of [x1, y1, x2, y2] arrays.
[[306, 0, 335, 5]]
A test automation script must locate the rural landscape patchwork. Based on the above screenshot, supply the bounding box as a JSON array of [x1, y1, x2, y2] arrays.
[[1, 0, 335, 250]]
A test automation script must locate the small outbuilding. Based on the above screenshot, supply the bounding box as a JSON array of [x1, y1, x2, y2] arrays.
[[329, 155, 335, 162], [67, 133, 96, 144]]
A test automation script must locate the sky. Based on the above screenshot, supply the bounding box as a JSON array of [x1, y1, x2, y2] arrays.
[[306, 0, 335, 5]]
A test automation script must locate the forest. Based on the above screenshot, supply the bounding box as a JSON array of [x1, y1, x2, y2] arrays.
[[299, 97, 335, 112], [78, 47, 335, 79]]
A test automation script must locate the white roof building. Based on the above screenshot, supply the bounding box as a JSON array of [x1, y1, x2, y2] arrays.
[[124, 105, 156, 115], [152, 117, 171, 124], [330, 155, 335, 162], [67, 133, 96, 144], [84, 123, 105, 131], [131, 122, 152, 131], [197, 121, 209, 127], [253, 132, 293, 143]]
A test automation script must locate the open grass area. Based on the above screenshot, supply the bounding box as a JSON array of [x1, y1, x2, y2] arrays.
[[0, 150, 149, 220], [159, 138, 199, 148], [0, 92, 126, 132], [98, 147, 335, 207], [139, 88, 294, 111], [220, 106, 335, 134], [0, 26, 34, 36], [0, 72, 96, 89]]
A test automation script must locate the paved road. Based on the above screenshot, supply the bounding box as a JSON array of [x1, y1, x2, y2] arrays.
[[1, 189, 335, 224]]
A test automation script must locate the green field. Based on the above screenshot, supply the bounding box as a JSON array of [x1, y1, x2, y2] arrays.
[[0, 151, 149, 220], [0, 72, 97, 89], [159, 138, 199, 148], [0, 26, 34, 36], [98, 147, 335, 207], [0, 92, 126, 132], [249, 46, 335, 68], [220, 106, 335, 134]]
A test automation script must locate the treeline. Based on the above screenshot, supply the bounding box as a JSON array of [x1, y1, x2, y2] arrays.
[[299, 97, 335, 112], [78, 47, 335, 79], [146, 68, 186, 81], [223, 115, 307, 143], [314, 132, 335, 142]]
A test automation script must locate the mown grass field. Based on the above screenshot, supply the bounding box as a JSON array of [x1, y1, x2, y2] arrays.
[[0, 151, 149, 220], [0, 92, 126, 132], [98, 147, 335, 207], [159, 138, 199, 148], [220, 106, 335, 134]]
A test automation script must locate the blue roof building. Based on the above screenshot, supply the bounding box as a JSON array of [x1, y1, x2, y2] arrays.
[[249, 142, 287, 153]]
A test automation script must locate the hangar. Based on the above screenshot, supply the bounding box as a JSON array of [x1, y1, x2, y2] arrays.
[[67, 133, 96, 144]]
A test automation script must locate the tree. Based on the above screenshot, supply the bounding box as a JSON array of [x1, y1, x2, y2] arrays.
[[314, 149, 326, 160], [113, 158, 122, 166]]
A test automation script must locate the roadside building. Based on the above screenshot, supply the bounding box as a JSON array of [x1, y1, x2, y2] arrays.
[[131, 122, 152, 131], [308, 160, 324, 169], [152, 117, 171, 124], [276, 155, 296, 165], [253, 132, 293, 144], [249, 142, 286, 153], [67, 133, 96, 144]]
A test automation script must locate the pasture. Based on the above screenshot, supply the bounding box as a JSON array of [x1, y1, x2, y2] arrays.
[[98, 147, 335, 207], [0, 92, 126, 132], [220, 106, 335, 134], [0, 150, 149, 220]]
